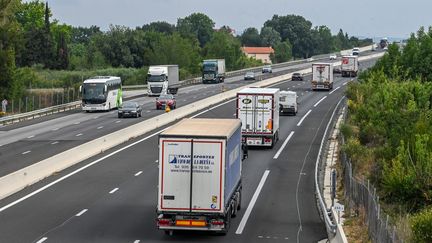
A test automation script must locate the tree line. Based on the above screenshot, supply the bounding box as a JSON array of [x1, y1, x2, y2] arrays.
[[344, 27, 432, 242], [1, 0, 372, 101]]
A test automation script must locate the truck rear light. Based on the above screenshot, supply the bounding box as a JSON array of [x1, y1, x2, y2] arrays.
[[264, 138, 272, 143], [210, 220, 224, 226], [157, 219, 171, 226], [175, 220, 206, 227]]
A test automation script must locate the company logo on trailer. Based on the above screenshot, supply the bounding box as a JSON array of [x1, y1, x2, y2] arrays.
[[168, 154, 216, 165], [257, 99, 269, 104], [242, 98, 252, 104], [316, 65, 325, 74]]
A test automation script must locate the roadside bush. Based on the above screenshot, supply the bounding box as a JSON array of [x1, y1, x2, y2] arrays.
[[410, 207, 432, 243]]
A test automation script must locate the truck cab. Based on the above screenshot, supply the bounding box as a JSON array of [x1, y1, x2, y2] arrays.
[[202, 59, 225, 84], [279, 91, 298, 115], [147, 65, 179, 96]]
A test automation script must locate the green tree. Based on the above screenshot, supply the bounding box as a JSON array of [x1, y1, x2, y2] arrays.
[[203, 31, 244, 70], [0, 0, 20, 99], [41, 2, 55, 68], [56, 32, 69, 69], [240, 27, 261, 47], [177, 13, 215, 47], [71, 25, 101, 44], [260, 26, 281, 47], [263, 14, 313, 58], [140, 21, 175, 35], [272, 40, 292, 63], [14, 0, 45, 31]]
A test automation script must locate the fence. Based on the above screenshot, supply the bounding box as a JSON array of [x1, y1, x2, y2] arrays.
[[3, 88, 80, 115], [339, 109, 404, 243]]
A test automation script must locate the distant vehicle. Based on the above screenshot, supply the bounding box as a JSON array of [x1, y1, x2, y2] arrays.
[[244, 71, 255, 80], [371, 44, 376, 51], [291, 72, 304, 81], [118, 101, 142, 118], [157, 118, 246, 235], [311, 63, 334, 90], [383, 46, 388, 51], [279, 91, 298, 115], [237, 88, 280, 147], [341, 55, 359, 77], [80, 76, 122, 112], [262, 65, 272, 73], [329, 54, 337, 60], [202, 59, 226, 84], [379, 38, 389, 49], [352, 47, 360, 56], [333, 65, 342, 74], [147, 65, 179, 96], [156, 94, 176, 110]]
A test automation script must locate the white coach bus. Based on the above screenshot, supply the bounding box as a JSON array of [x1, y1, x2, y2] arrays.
[[80, 76, 122, 112]]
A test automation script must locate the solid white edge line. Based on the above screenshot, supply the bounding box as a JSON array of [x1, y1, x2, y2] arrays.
[[313, 96, 327, 107], [342, 82, 348, 86], [134, 171, 143, 177], [235, 170, 270, 234], [36, 237, 48, 243], [76, 209, 88, 217], [109, 188, 119, 194], [329, 86, 340, 94], [273, 131, 295, 159], [297, 110, 312, 127]]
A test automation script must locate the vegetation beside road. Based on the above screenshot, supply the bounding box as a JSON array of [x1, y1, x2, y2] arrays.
[[0, 0, 372, 104], [343, 27, 432, 242]]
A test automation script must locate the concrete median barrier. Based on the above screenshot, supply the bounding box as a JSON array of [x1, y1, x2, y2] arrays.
[[0, 52, 383, 200]]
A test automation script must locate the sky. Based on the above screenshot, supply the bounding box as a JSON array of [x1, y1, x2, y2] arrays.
[[46, 0, 432, 39]]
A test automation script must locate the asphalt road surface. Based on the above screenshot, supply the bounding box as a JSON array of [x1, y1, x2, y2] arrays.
[[0, 57, 379, 243]]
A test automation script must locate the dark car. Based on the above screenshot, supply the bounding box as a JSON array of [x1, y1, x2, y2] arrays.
[[244, 71, 255, 80], [156, 94, 176, 110], [292, 72, 304, 81], [118, 101, 142, 118], [262, 65, 272, 73]]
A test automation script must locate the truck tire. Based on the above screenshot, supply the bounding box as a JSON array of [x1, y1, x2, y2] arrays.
[[222, 209, 231, 235], [237, 190, 242, 210]]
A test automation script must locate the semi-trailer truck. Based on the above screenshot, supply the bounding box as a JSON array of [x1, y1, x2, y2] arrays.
[[147, 65, 180, 96], [340, 55, 359, 77], [236, 88, 280, 148], [157, 118, 246, 235], [202, 59, 226, 84], [311, 63, 334, 90]]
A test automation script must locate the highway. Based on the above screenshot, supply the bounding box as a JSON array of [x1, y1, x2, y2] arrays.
[[0, 56, 379, 243], [0, 57, 335, 177]]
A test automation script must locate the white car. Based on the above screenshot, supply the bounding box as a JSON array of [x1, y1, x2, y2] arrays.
[[329, 54, 337, 60]]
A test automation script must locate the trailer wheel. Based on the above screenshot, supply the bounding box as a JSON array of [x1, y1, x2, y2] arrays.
[[164, 230, 174, 236]]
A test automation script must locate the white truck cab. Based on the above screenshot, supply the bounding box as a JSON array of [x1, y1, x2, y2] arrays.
[[279, 91, 298, 115]]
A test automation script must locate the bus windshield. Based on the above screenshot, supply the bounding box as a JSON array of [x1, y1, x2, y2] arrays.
[[82, 83, 106, 101]]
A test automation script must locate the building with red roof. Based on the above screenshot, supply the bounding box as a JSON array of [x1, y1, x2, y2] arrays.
[[241, 46, 275, 64]]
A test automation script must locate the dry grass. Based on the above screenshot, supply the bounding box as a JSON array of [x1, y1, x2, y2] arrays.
[[343, 207, 371, 243]]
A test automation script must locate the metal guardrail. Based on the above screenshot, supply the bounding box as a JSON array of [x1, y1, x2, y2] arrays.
[[0, 45, 374, 126], [0, 101, 81, 126]]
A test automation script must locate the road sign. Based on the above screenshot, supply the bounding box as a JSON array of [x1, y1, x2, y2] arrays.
[[334, 202, 345, 212]]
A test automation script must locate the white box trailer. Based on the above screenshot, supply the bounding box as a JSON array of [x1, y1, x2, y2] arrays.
[[279, 90, 298, 115], [311, 63, 334, 91], [147, 65, 180, 96], [341, 55, 359, 77], [157, 118, 244, 234], [236, 88, 280, 147]]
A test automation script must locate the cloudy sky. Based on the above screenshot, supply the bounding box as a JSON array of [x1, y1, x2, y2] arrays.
[[47, 0, 431, 38]]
